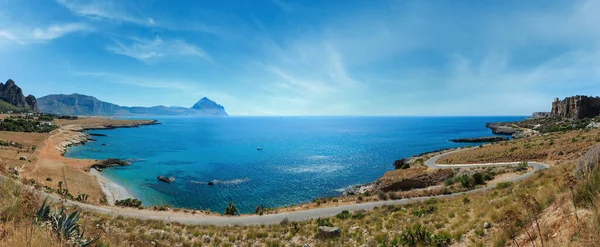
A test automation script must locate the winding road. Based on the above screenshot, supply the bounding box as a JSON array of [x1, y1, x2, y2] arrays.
[[1, 147, 550, 226]]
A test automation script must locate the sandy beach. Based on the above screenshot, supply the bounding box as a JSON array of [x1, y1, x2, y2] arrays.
[[11, 117, 157, 205], [89, 168, 133, 205]]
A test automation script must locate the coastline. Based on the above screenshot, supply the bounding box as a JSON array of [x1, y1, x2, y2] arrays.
[[24, 117, 158, 205], [89, 168, 133, 205]]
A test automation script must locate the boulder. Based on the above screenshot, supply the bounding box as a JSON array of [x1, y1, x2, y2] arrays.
[[19, 156, 27, 160], [483, 222, 492, 229], [202, 235, 211, 243], [318, 226, 341, 238], [574, 144, 600, 178]]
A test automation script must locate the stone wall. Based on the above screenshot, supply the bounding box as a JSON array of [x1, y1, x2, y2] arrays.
[[551, 96, 600, 119]]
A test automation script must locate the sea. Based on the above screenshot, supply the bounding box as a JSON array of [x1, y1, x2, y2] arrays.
[[65, 116, 524, 213]]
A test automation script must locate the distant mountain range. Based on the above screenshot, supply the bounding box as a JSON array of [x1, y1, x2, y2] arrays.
[[38, 94, 228, 116], [0, 79, 228, 116]]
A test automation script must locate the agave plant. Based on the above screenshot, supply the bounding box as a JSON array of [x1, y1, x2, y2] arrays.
[[36, 197, 99, 246]]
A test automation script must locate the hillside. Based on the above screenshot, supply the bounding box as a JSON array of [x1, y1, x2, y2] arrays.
[[38, 94, 228, 116]]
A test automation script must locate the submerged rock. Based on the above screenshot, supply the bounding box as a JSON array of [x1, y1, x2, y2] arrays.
[[158, 176, 175, 183]]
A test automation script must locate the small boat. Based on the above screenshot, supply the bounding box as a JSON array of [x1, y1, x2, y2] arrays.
[[207, 181, 214, 186], [257, 147, 263, 151]]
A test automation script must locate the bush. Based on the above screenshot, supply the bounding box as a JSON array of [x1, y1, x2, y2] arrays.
[[255, 205, 265, 215], [459, 174, 475, 188], [224, 202, 238, 215], [335, 210, 351, 220], [352, 210, 366, 219], [517, 161, 529, 171], [473, 173, 485, 185], [316, 217, 333, 227], [378, 191, 389, 200], [394, 224, 451, 247], [496, 182, 513, 189], [115, 198, 142, 207], [412, 205, 437, 217]]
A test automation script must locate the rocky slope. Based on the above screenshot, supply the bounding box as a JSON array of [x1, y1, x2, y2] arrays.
[[38, 94, 228, 116], [552, 95, 600, 119], [0, 79, 38, 112]]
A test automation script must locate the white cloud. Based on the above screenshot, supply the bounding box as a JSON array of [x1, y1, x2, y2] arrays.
[[56, 0, 153, 26], [106, 36, 213, 64], [0, 23, 91, 45]]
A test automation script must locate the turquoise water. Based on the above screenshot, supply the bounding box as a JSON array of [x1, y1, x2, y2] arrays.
[[66, 116, 524, 213]]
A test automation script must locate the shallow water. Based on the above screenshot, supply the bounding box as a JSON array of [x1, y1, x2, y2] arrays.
[[66, 116, 524, 213]]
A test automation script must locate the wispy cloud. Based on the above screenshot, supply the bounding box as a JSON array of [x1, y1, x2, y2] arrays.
[[68, 70, 234, 105], [272, 0, 295, 12], [0, 23, 91, 45], [56, 0, 154, 26], [106, 36, 213, 64]]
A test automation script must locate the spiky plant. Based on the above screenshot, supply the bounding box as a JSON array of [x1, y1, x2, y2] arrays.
[[35, 197, 98, 246]]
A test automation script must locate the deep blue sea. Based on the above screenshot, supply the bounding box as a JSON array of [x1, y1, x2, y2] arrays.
[[65, 116, 524, 213]]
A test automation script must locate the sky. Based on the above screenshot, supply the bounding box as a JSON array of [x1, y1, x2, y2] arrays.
[[1, 0, 599, 116]]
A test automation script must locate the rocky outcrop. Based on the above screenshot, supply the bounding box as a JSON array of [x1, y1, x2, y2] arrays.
[[449, 136, 509, 143], [574, 144, 600, 178], [91, 158, 132, 170], [376, 168, 454, 192], [0, 79, 39, 112], [485, 123, 518, 135], [532, 112, 551, 118], [552, 96, 600, 119], [318, 226, 341, 238]]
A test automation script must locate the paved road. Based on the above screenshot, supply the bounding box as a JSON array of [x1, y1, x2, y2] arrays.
[[1, 147, 549, 226]]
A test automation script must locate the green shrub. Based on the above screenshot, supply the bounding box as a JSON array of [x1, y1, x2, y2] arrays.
[[473, 173, 485, 185], [316, 217, 333, 227], [115, 198, 142, 207], [335, 210, 351, 220], [496, 182, 513, 189]]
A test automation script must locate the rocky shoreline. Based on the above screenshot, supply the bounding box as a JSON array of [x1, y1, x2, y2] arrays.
[[449, 136, 509, 143], [57, 120, 159, 156]]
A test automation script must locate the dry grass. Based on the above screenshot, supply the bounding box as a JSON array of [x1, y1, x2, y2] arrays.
[[438, 128, 600, 164], [2, 123, 600, 246]]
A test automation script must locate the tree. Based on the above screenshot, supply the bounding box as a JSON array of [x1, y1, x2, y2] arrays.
[[224, 202, 238, 216]]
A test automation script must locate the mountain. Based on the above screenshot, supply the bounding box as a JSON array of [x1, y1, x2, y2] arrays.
[[191, 97, 228, 116], [0, 79, 39, 112], [37, 94, 228, 116]]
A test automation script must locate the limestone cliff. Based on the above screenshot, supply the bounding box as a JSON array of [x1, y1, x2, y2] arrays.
[[551, 96, 600, 119]]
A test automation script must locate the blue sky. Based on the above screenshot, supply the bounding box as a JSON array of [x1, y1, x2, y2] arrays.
[[1, 0, 599, 116]]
